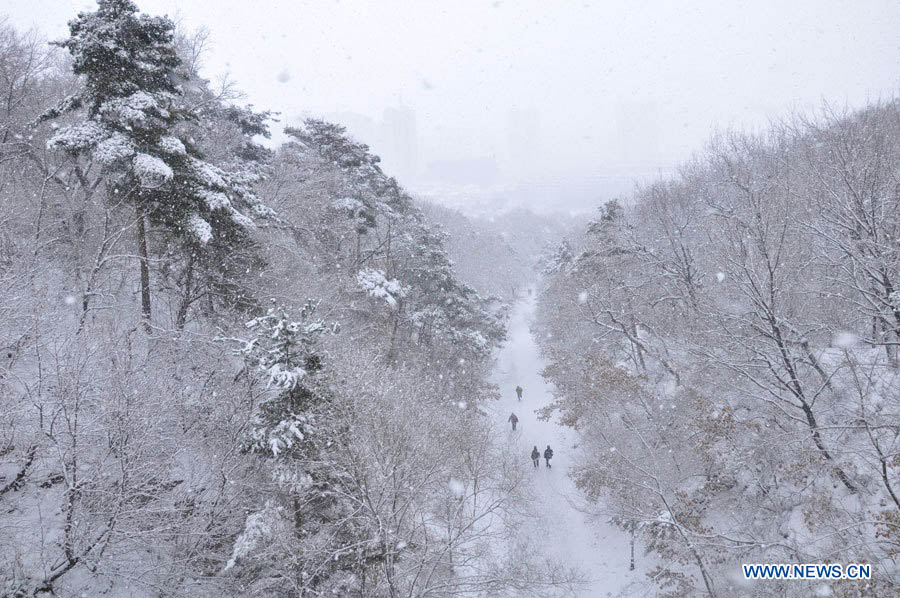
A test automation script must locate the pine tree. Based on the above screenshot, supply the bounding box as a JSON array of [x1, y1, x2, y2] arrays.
[[285, 119, 414, 268], [286, 119, 380, 236], [41, 0, 273, 331], [228, 304, 371, 593], [239, 302, 330, 459]]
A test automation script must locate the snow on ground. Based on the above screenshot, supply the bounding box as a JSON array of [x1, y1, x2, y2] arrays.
[[489, 292, 651, 597]]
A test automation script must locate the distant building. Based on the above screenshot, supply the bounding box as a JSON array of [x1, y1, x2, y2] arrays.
[[378, 106, 418, 182], [505, 106, 541, 182], [614, 100, 661, 170]]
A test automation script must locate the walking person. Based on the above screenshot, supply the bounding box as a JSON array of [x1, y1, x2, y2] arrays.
[[515, 385, 523, 401], [544, 445, 554, 468], [531, 446, 540, 468], [508, 412, 519, 431]]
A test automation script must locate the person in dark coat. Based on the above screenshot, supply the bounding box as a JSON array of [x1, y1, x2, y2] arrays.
[[515, 385, 523, 400], [531, 446, 540, 468], [508, 412, 519, 431], [543, 445, 554, 468]]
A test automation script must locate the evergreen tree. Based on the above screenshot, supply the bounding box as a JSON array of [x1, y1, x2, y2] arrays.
[[285, 119, 415, 270], [286, 119, 381, 236], [40, 0, 273, 331], [227, 304, 368, 594]]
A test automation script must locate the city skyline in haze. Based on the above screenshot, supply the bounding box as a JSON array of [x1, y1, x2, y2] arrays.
[[5, 0, 899, 207]]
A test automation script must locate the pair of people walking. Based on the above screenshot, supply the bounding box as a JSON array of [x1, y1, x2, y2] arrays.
[[531, 445, 553, 468]]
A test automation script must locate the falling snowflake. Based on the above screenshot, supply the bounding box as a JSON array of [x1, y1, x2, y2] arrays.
[[448, 478, 465, 498], [833, 332, 858, 349]]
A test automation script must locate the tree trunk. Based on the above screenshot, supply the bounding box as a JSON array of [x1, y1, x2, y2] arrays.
[[629, 522, 635, 571], [135, 203, 152, 333], [175, 250, 195, 330], [385, 219, 392, 278], [771, 320, 857, 493], [387, 301, 401, 363]]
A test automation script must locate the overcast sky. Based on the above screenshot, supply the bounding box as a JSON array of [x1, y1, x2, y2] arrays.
[[6, 0, 900, 188]]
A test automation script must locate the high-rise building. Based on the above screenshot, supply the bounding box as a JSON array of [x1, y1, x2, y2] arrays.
[[378, 106, 418, 182], [505, 106, 541, 182], [614, 100, 661, 171]]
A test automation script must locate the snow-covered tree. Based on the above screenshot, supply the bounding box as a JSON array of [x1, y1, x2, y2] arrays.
[[225, 304, 373, 593], [40, 0, 273, 331], [238, 302, 330, 458], [539, 239, 574, 274]]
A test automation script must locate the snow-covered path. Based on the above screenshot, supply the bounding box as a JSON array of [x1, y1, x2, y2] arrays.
[[489, 293, 646, 597]]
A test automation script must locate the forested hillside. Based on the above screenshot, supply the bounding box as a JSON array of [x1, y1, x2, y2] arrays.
[[535, 101, 900, 597], [0, 3, 542, 595]]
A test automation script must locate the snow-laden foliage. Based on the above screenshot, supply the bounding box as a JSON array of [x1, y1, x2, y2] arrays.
[[132, 152, 173, 186], [186, 213, 212, 244], [158, 134, 186, 155], [99, 89, 174, 125], [224, 501, 285, 571], [279, 118, 507, 366], [285, 119, 411, 234], [242, 304, 329, 391], [331, 196, 365, 212], [93, 131, 134, 165], [357, 267, 407, 307], [46, 120, 106, 152], [236, 303, 331, 457]]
